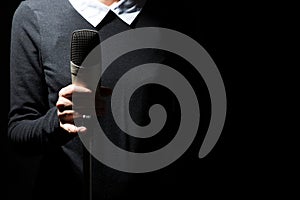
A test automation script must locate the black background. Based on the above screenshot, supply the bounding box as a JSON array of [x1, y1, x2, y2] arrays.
[[1, 0, 295, 199]]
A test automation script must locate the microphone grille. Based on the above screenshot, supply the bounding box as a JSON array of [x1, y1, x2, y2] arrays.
[[71, 29, 100, 66]]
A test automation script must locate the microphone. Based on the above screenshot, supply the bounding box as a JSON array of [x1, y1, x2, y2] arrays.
[[70, 29, 100, 119], [70, 29, 100, 200], [70, 29, 100, 83]]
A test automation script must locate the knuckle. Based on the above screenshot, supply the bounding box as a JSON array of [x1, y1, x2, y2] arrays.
[[56, 98, 62, 106], [58, 88, 65, 96], [69, 84, 75, 93]]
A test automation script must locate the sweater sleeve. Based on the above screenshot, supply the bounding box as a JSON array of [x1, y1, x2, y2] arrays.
[[8, 2, 71, 150]]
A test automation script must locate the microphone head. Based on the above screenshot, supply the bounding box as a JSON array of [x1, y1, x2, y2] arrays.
[[71, 29, 100, 66]]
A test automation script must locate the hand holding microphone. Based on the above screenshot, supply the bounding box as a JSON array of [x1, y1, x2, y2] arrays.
[[55, 29, 111, 134], [56, 84, 91, 133]]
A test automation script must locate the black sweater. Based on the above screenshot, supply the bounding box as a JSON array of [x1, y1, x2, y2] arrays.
[[8, 0, 210, 199]]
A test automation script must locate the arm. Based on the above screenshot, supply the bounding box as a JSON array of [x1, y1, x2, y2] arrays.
[[8, 2, 71, 150]]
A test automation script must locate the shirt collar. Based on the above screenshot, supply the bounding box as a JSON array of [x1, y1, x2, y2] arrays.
[[68, 0, 147, 27]]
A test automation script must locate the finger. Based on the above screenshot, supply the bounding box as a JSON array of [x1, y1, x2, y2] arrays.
[[58, 110, 83, 122], [56, 97, 73, 112], [60, 123, 87, 134], [59, 84, 92, 98], [58, 110, 76, 123]]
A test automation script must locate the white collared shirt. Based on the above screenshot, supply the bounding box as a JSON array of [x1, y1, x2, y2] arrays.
[[68, 0, 147, 27]]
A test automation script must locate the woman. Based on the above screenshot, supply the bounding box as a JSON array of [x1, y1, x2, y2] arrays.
[[8, 0, 202, 199]]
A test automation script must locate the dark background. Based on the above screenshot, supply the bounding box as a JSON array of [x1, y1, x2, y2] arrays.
[[1, 0, 294, 199]]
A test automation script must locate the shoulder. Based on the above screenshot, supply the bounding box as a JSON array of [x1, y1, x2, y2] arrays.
[[13, 0, 71, 28], [14, 0, 69, 17], [18, 0, 64, 9], [12, 0, 68, 37]]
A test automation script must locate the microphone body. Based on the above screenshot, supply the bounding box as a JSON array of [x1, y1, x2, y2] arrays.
[[70, 29, 100, 200]]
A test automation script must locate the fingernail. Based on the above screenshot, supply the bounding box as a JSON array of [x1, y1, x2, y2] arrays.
[[78, 127, 87, 133]]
